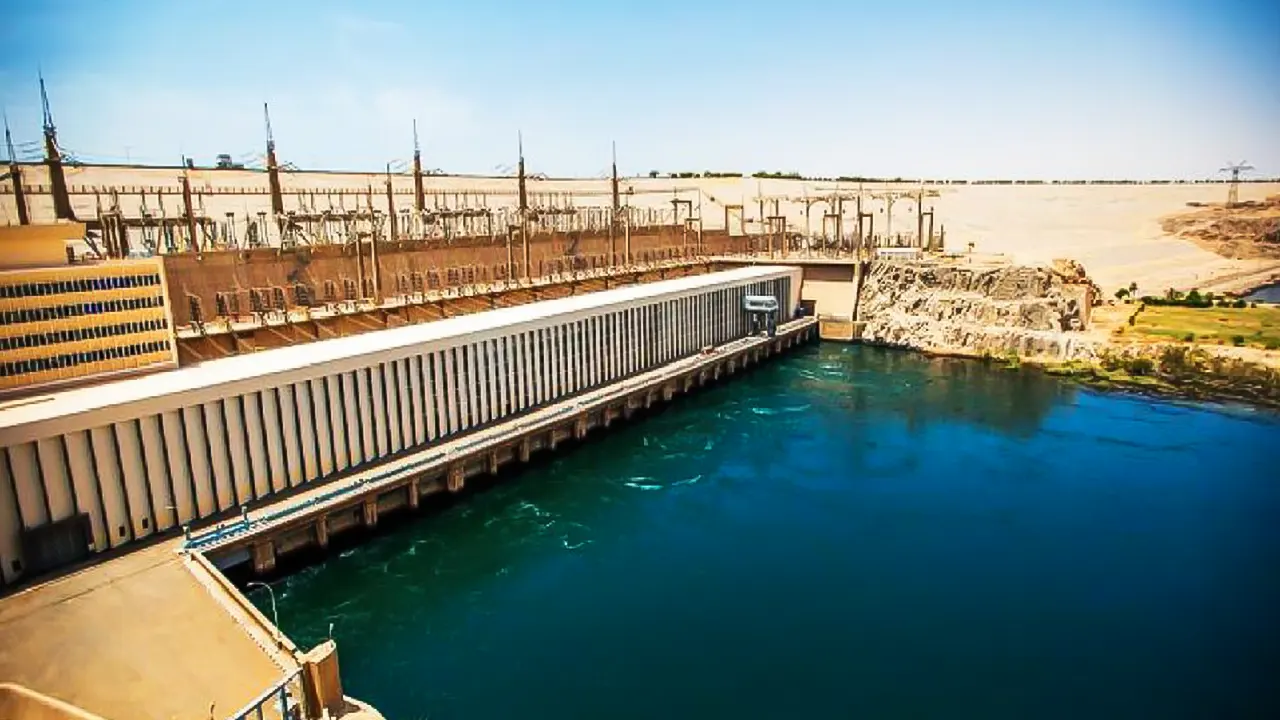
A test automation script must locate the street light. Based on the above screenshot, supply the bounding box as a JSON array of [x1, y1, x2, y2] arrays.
[[246, 581, 282, 647]]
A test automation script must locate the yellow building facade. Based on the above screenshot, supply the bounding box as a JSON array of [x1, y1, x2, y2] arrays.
[[0, 226, 178, 394]]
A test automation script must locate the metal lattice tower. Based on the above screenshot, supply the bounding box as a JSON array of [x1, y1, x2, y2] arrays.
[[1219, 161, 1254, 207]]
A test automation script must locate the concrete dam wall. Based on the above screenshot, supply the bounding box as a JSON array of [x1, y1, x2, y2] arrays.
[[0, 266, 800, 586]]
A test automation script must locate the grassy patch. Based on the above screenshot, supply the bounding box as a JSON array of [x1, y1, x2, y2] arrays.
[[1127, 305, 1280, 348]]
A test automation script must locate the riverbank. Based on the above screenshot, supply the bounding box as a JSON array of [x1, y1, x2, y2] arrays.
[[1038, 352, 1280, 411], [855, 258, 1280, 410], [901, 341, 1280, 411]]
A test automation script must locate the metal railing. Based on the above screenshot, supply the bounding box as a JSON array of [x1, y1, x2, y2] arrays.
[[225, 667, 305, 720]]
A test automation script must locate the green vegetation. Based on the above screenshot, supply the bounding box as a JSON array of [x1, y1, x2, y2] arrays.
[[652, 171, 745, 179], [1041, 347, 1280, 409], [1140, 288, 1249, 309], [1106, 346, 1280, 407], [1126, 305, 1280, 349]]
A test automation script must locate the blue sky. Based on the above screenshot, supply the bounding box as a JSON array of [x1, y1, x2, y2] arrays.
[[1, 0, 1276, 179]]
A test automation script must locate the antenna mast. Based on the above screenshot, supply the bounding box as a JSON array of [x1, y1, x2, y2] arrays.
[[38, 71, 75, 223], [610, 141, 620, 267], [517, 132, 530, 281], [39, 72, 54, 135], [4, 111, 30, 225], [264, 103, 284, 217], [412, 119, 425, 213]]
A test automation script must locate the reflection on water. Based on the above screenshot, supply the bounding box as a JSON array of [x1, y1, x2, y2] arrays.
[[250, 344, 1280, 720], [791, 345, 1074, 437]]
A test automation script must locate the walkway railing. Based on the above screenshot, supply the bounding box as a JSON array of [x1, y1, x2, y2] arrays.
[[225, 668, 305, 720]]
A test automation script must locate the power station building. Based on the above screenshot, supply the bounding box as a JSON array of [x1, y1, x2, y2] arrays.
[[0, 265, 800, 585], [0, 224, 179, 395]]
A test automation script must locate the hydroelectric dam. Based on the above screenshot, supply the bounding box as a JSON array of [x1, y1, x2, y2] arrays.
[[0, 264, 815, 720]]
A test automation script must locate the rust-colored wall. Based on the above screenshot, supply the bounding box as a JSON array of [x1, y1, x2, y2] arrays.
[[163, 226, 743, 325]]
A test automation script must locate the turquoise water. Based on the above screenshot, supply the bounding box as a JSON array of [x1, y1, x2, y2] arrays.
[[249, 344, 1280, 719]]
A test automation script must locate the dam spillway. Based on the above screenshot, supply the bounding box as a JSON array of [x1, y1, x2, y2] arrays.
[[0, 265, 805, 585]]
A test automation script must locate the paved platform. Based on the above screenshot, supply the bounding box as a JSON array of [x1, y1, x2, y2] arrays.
[[0, 541, 288, 720]]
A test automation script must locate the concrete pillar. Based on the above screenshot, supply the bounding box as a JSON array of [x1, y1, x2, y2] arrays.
[[662, 385, 675, 402], [447, 464, 465, 493], [361, 498, 378, 529], [408, 479, 420, 509], [488, 451, 500, 475], [315, 520, 329, 549], [549, 429, 559, 452], [574, 414, 588, 440], [518, 437, 532, 463], [251, 541, 276, 575], [301, 640, 345, 720]]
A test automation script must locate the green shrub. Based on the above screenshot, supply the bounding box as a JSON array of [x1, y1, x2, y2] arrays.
[[1265, 340, 1280, 351], [1125, 357, 1155, 376], [1183, 333, 1195, 342], [1233, 299, 1248, 309], [1232, 335, 1246, 346]]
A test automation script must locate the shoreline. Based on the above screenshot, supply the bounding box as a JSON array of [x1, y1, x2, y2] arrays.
[[863, 340, 1280, 412], [1196, 265, 1280, 297]]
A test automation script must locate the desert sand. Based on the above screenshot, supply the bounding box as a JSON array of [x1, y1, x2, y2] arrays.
[[3, 163, 1278, 295]]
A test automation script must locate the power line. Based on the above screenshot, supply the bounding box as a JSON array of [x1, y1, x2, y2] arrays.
[[1218, 160, 1254, 207]]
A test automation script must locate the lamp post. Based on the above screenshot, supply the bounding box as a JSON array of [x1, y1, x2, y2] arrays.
[[246, 581, 282, 647]]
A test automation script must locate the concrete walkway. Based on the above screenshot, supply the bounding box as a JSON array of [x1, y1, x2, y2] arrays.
[[0, 541, 287, 720]]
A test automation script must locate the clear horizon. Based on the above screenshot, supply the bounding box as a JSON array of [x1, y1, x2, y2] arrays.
[[1, 0, 1277, 180]]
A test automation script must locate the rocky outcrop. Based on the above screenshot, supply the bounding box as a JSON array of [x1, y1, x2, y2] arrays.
[[857, 260, 1098, 360]]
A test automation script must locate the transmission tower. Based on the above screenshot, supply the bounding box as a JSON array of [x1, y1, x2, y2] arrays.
[[1219, 160, 1254, 207]]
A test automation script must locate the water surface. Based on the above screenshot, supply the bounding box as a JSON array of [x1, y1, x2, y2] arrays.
[[251, 344, 1280, 719], [1244, 283, 1280, 304]]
